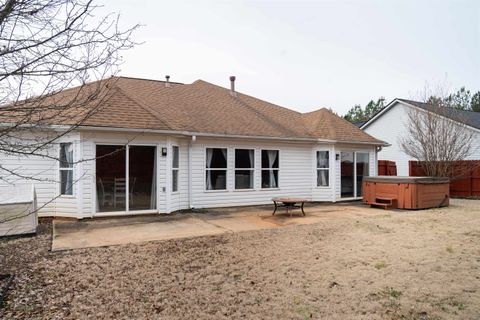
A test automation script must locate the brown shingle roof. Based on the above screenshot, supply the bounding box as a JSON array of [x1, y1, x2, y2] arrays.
[[3, 76, 383, 144], [302, 108, 380, 142]]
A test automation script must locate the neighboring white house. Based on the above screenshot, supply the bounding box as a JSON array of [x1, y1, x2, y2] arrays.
[[0, 76, 385, 219], [361, 98, 480, 176]]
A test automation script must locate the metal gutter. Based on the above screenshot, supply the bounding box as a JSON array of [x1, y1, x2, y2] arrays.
[[75, 125, 387, 146], [0, 122, 388, 146]]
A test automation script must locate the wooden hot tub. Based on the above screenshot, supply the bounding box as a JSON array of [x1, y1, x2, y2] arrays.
[[363, 176, 449, 209]]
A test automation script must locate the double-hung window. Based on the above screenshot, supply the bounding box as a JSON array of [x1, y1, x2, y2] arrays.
[[261, 150, 279, 188], [206, 148, 227, 190], [59, 143, 74, 195], [235, 149, 254, 189], [172, 146, 179, 192], [316, 151, 329, 187]]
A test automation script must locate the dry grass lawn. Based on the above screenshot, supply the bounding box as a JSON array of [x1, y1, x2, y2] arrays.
[[1, 199, 479, 319]]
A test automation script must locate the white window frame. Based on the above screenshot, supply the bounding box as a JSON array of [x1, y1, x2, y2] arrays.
[[59, 142, 74, 196], [261, 149, 279, 189], [172, 145, 179, 193], [316, 150, 330, 187], [234, 148, 255, 190], [205, 147, 228, 191]]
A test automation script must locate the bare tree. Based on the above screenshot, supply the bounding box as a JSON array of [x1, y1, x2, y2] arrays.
[[399, 87, 475, 177], [0, 0, 138, 227], [0, 0, 138, 181]]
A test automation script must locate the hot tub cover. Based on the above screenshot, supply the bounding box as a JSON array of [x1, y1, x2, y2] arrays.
[[364, 176, 450, 184]]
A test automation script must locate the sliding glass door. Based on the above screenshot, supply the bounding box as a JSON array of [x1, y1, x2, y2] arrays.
[[129, 146, 156, 211], [341, 151, 370, 198], [96, 145, 156, 213], [96, 145, 126, 212], [341, 152, 355, 198], [356, 152, 369, 197]]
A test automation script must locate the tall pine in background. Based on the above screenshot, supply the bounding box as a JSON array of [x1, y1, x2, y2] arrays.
[[343, 98, 385, 123]]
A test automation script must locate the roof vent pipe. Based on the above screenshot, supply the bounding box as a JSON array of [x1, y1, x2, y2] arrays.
[[229, 76, 236, 97], [165, 75, 170, 87]]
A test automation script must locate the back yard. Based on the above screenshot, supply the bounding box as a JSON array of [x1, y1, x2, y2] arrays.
[[1, 200, 479, 319]]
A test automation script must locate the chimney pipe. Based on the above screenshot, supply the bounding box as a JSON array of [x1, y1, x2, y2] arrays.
[[165, 75, 170, 87], [229, 76, 236, 96]]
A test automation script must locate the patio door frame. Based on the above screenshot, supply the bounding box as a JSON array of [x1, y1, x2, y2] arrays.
[[94, 143, 158, 216], [354, 151, 370, 198], [340, 150, 370, 200]]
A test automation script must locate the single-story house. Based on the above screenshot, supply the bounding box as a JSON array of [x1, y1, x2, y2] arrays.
[[361, 98, 480, 176], [0, 76, 385, 219]]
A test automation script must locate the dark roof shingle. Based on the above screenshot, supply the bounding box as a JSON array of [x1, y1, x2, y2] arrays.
[[398, 99, 480, 130]]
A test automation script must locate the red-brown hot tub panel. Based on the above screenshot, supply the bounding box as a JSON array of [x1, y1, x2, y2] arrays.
[[363, 177, 449, 209]]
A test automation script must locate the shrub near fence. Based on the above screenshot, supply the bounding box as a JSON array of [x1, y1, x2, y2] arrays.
[[409, 160, 480, 198]]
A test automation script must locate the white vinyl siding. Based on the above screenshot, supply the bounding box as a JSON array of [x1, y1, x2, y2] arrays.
[[169, 140, 190, 212], [0, 133, 81, 217], [189, 138, 343, 209], [363, 102, 412, 175], [0, 130, 379, 218]]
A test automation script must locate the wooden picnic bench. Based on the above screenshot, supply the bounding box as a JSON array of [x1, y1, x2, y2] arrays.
[[272, 197, 308, 217]]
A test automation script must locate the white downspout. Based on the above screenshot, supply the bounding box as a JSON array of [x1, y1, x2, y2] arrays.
[[375, 146, 382, 176]]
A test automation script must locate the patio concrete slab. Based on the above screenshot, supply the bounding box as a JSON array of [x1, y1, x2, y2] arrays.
[[52, 202, 386, 251], [52, 215, 226, 251]]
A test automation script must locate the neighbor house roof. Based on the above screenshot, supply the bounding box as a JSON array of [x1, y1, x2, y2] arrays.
[[3, 76, 384, 144], [396, 99, 480, 130], [352, 121, 366, 128], [361, 98, 480, 131]]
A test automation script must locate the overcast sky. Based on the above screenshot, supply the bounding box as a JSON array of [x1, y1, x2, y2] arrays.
[[103, 0, 479, 115]]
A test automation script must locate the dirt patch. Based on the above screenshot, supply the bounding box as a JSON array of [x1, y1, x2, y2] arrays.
[[1, 201, 480, 319]]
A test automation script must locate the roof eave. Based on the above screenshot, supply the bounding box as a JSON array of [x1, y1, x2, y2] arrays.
[[393, 100, 480, 134], [76, 125, 387, 145], [0, 122, 388, 146], [360, 98, 402, 130]]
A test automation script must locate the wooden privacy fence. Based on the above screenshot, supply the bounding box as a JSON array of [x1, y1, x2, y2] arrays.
[[377, 160, 397, 176], [409, 160, 480, 197]]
